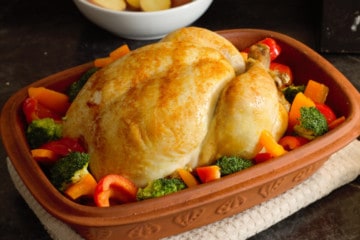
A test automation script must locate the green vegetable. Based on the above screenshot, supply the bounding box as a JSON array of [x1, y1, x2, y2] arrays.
[[282, 85, 305, 103], [49, 152, 90, 191], [26, 118, 62, 149], [293, 106, 328, 140], [215, 156, 254, 176], [67, 67, 98, 102], [137, 178, 187, 200]]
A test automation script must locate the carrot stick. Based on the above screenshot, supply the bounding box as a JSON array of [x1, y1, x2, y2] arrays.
[[304, 79, 329, 104], [94, 57, 114, 68], [109, 44, 130, 60], [94, 44, 131, 68], [31, 149, 59, 163], [259, 130, 287, 157], [328, 116, 346, 130], [64, 173, 97, 200], [177, 168, 199, 187], [28, 87, 70, 115]]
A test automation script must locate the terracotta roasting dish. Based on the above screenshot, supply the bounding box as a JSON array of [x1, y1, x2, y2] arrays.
[[1, 29, 360, 240]]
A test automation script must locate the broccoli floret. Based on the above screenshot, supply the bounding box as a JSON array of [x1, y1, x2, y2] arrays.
[[137, 178, 187, 200], [26, 118, 62, 149], [67, 67, 98, 102], [282, 85, 305, 103], [294, 106, 328, 140], [49, 152, 90, 191], [215, 156, 254, 176]]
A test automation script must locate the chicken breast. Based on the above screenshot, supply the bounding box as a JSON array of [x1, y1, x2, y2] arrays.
[[161, 27, 246, 75], [63, 40, 236, 186]]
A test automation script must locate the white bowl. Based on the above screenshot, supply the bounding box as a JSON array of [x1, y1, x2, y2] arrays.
[[73, 0, 213, 40]]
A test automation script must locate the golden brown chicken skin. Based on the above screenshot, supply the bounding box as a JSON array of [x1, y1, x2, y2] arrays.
[[63, 40, 236, 186], [63, 27, 289, 187]]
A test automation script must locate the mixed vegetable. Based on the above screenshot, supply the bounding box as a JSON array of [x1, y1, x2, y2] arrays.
[[23, 39, 346, 207]]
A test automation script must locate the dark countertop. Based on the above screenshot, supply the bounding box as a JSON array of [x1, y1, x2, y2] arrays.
[[0, 0, 359, 239]]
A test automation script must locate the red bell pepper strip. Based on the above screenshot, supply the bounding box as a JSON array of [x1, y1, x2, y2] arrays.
[[22, 97, 62, 123], [315, 103, 337, 125], [270, 62, 293, 83], [28, 87, 70, 116], [195, 165, 221, 183], [278, 135, 309, 151], [259, 38, 281, 61], [253, 152, 273, 163], [94, 174, 138, 207], [40, 137, 86, 157], [243, 37, 281, 61]]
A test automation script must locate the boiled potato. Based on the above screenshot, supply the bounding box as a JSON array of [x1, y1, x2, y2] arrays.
[[126, 0, 141, 9], [140, 0, 171, 11], [171, 0, 192, 7], [91, 0, 126, 11]]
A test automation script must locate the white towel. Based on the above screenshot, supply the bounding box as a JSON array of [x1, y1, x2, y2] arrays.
[[7, 140, 360, 240]]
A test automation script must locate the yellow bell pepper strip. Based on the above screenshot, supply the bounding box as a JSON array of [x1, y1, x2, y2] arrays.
[[177, 168, 199, 187], [64, 173, 97, 201], [94, 174, 138, 207], [288, 92, 316, 131], [195, 165, 221, 183], [259, 130, 287, 158]]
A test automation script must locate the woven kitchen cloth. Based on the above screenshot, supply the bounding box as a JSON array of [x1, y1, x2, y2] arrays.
[[7, 140, 360, 240]]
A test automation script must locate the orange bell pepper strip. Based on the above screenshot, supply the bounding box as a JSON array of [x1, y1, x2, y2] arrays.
[[304, 79, 329, 104]]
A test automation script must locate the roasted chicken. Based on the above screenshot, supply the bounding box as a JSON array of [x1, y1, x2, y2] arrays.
[[63, 27, 289, 187]]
